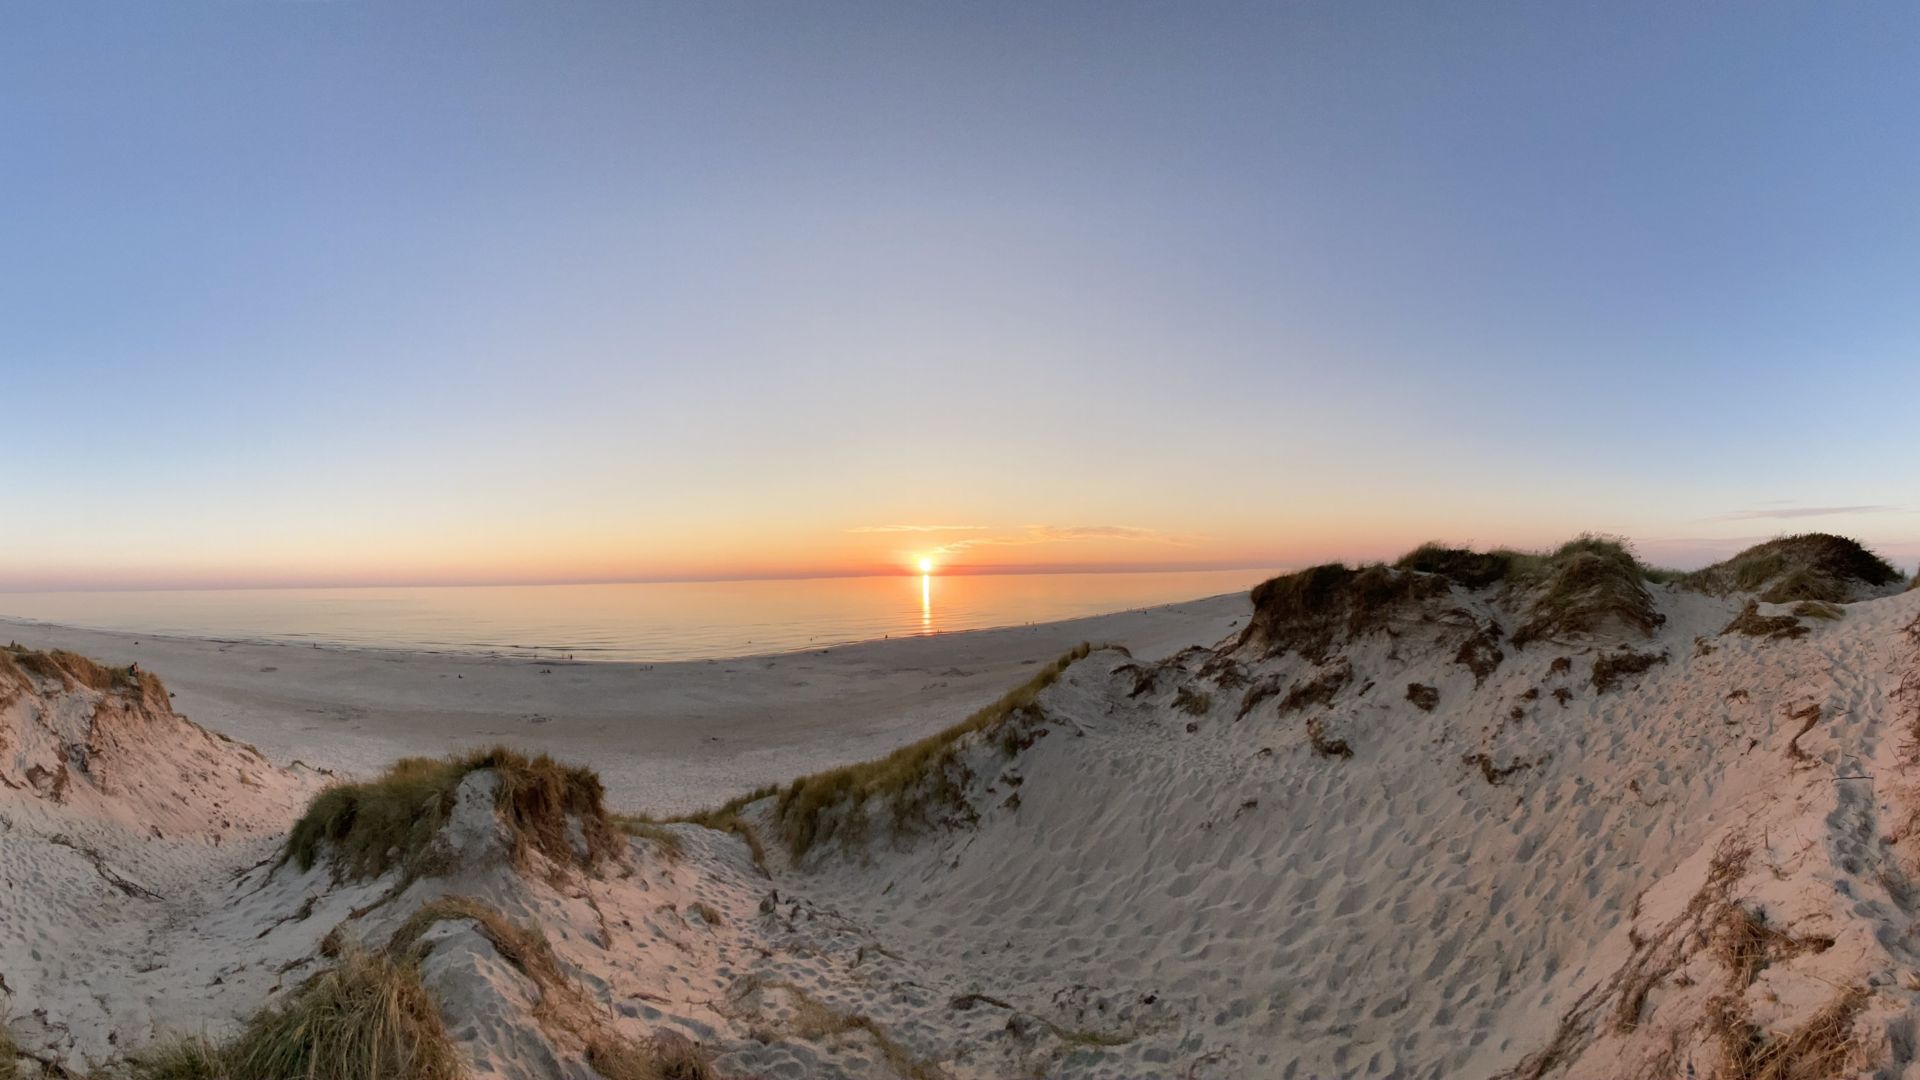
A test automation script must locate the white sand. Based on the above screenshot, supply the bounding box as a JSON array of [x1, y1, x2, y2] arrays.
[[0, 594, 1246, 815], [6, 576, 1920, 1078]]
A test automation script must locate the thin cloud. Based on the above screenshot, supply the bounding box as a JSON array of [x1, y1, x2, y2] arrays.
[[848, 524, 990, 533], [929, 524, 1193, 556], [1711, 505, 1902, 521]]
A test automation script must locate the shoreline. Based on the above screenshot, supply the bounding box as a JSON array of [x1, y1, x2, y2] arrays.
[[0, 592, 1250, 815]]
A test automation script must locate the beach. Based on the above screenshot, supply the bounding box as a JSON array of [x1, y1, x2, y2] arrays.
[[0, 592, 1247, 815]]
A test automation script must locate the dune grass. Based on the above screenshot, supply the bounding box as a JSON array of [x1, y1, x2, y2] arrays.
[[0, 643, 163, 698], [623, 786, 782, 871], [387, 895, 568, 988], [767, 643, 1096, 858], [1394, 544, 1516, 589], [1509, 536, 1663, 646], [280, 745, 618, 880], [1237, 563, 1448, 661], [611, 817, 687, 860], [0, 1025, 16, 1080], [1590, 648, 1667, 693], [586, 1032, 714, 1080], [1721, 600, 1809, 641], [778, 984, 943, 1080], [130, 944, 461, 1080], [1684, 534, 1900, 604], [1707, 986, 1866, 1080], [1245, 536, 1662, 658]]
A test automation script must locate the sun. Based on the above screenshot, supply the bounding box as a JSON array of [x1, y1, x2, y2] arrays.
[[917, 556, 936, 574]]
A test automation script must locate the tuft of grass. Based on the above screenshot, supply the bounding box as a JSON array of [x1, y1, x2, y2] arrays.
[[1721, 600, 1808, 641], [1511, 535, 1664, 647], [1237, 563, 1448, 661], [1715, 904, 1833, 990], [1394, 543, 1515, 589], [780, 985, 944, 1080], [1305, 716, 1353, 759], [1, 643, 165, 699], [130, 944, 461, 1080], [771, 644, 1097, 859], [661, 787, 780, 872], [1278, 658, 1353, 713], [280, 746, 618, 881], [1685, 534, 1900, 604], [1707, 986, 1867, 1080], [1591, 648, 1668, 693], [0, 1025, 16, 1080], [612, 817, 686, 860], [386, 895, 569, 990], [586, 1032, 714, 1080], [1171, 685, 1211, 716]]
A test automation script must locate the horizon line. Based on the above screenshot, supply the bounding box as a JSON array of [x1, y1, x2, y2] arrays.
[[0, 560, 1290, 596]]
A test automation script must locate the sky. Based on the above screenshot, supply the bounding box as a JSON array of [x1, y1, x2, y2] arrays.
[[2, 2, 1917, 590]]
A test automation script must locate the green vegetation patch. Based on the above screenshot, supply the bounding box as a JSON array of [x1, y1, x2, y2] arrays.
[[1510, 536, 1663, 647], [770, 643, 1097, 859], [281, 746, 618, 881], [0, 643, 164, 699], [1238, 564, 1448, 660], [129, 945, 461, 1080], [1394, 544, 1516, 589], [1683, 534, 1900, 604]]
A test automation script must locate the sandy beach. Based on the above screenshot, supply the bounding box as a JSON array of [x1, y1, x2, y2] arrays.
[[0, 593, 1247, 815]]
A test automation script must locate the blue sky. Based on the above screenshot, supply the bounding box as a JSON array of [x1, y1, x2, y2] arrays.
[[2, 3, 1916, 588]]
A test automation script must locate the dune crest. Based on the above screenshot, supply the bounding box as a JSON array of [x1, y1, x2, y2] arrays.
[[3, 537, 1919, 1078]]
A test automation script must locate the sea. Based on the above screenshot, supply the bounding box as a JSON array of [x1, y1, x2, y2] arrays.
[[0, 569, 1276, 663]]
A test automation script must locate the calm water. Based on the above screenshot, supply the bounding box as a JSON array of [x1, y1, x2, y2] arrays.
[[0, 570, 1275, 662]]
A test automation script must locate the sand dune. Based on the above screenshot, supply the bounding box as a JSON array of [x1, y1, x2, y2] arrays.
[[4, 538, 1919, 1078]]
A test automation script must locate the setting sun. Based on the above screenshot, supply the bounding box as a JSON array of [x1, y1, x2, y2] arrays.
[[917, 556, 936, 574]]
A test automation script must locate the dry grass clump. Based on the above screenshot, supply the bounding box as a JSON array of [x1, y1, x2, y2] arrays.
[[1278, 658, 1353, 713], [1172, 685, 1211, 716], [130, 944, 461, 1080], [1591, 648, 1667, 693], [1721, 600, 1809, 641], [772, 644, 1096, 858], [387, 895, 569, 989], [1706, 986, 1867, 1080], [1463, 753, 1530, 785], [1511, 536, 1663, 647], [0, 643, 164, 699], [281, 745, 618, 880], [1236, 564, 1448, 661], [1715, 904, 1834, 989], [587, 1032, 714, 1080], [1685, 534, 1900, 604], [0, 1026, 17, 1080], [1395, 543, 1516, 589], [1454, 621, 1505, 685], [780, 985, 943, 1080], [1306, 717, 1353, 759], [1406, 683, 1440, 712], [612, 817, 687, 860]]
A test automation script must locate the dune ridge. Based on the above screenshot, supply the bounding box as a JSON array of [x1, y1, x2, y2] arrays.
[[1, 536, 1918, 1078]]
